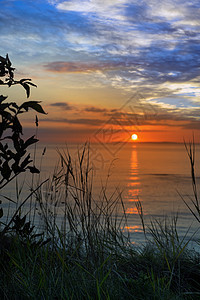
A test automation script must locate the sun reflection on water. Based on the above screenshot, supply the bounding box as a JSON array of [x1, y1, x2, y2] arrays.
[[126, 207, 139, 214], [123, 225, 143, 233], [127, 145, 141, 203]]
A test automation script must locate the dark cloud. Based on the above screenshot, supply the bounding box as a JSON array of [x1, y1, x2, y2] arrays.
[[182, 120, 200, 130], [124, 3, 176, 34], [50, 102, 74, 110], [84, 106, 108, 113], [40, 118, 103, 126], [38, 95, 200, 129], [136, 21, 176, 34], [38, 112, 186, 128], [124, 3, 149, 22]]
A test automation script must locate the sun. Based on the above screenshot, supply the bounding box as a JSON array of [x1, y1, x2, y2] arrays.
[[131, 134, 138, 141]]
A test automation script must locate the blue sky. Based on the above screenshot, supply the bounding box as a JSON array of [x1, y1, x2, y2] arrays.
[[1, 0, 200, 142]]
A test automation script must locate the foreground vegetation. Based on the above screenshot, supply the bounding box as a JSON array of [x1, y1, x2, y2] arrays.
[[0, 145, 199, 299], [1, 54, 200, 299]]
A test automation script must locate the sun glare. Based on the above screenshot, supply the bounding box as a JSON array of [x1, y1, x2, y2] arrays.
[[131, 134, 138, 141]]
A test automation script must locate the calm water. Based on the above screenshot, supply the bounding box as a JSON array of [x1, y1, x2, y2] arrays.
[[1, 142, 200, 246]]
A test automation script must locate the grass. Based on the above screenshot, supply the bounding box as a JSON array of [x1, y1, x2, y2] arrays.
[[0, 143, 200, 299]]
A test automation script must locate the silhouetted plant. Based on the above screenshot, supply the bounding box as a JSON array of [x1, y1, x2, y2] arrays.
[[10, 214, 50, 248], [0, 54, 46, 190], [0, 54, 46, 236]]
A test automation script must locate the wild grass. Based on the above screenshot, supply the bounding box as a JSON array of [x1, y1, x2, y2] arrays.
[[0, 143, 200, 299]]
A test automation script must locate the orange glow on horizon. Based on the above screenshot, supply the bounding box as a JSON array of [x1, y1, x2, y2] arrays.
[[22, 116, 200, 144]]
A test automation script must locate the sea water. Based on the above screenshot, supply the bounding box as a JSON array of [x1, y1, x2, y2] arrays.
[[1, 142, 200, 247]]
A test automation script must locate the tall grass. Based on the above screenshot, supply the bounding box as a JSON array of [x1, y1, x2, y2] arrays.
[[35, 145, 130, 259], [179, 140, 200, 225], [0, 143, 200, 299]]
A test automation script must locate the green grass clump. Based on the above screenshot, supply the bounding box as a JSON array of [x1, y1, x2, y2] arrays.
[[0, 144, 200, 299]]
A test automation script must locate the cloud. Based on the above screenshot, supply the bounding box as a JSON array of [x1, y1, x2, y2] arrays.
[[0, 1, 95, 62], [44, 61, 127, 73], [50, 102, 74, 110], [1, 0, 200, 126], [41, 95, 200, 130], [49, 103, 110, 113], [38, 105, 196, 128], [84, 106, 108, 113], [182, 120, 200, 130], [40, 117, 103, 126], [56, 0, 128, 19]]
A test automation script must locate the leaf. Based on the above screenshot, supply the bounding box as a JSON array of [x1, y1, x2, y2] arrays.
[[1, 161, 11, 180], [13, 215, 26, 230], [0, 103, 11, 112], [12, 162, 22, 174], [19, 80, 37, 98], [26, 81, 37, 87], [24, 136, 39, 149], [0, 142, 4, 152], [35, 115, 38, 127], [6, 54, 11, 67], [20, 78, 32, 83], [21, 154, 31, 169], [13, 116, 23, 134], [0, 56, 6, 63], [0, 95, 8, 103], [9, 107, 17, 114], [23, 221, 33, 235], [7, 80, 12, 87], [21, 82, 30, 98], [6, 150, 15, 159], [27, 166, 40, 174], [20, 101, 47, 114], [11, 102, 19, 109]]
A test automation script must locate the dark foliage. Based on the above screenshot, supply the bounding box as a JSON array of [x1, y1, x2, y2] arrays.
[[0, 54, 46, 189], [0, 54, 46, 239]]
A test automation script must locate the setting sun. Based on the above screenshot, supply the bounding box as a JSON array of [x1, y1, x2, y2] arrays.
[[131, 134, 138, 141]]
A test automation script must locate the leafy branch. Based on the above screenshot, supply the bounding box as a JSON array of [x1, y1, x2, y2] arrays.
[[0, 54, 37, 98], [0, 54, 47, 190]]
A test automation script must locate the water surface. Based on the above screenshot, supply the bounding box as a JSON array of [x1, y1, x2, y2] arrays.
[[1, 142, 199, 246]]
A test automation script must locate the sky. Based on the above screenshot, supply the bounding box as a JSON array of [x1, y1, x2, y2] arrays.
[[1, 0, 200, 143]]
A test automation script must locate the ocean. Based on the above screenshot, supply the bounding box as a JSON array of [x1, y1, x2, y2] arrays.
[[1, 141, 200, 247]]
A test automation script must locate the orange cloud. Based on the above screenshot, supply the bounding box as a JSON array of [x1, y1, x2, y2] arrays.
[[44, 61, 127, 73]]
